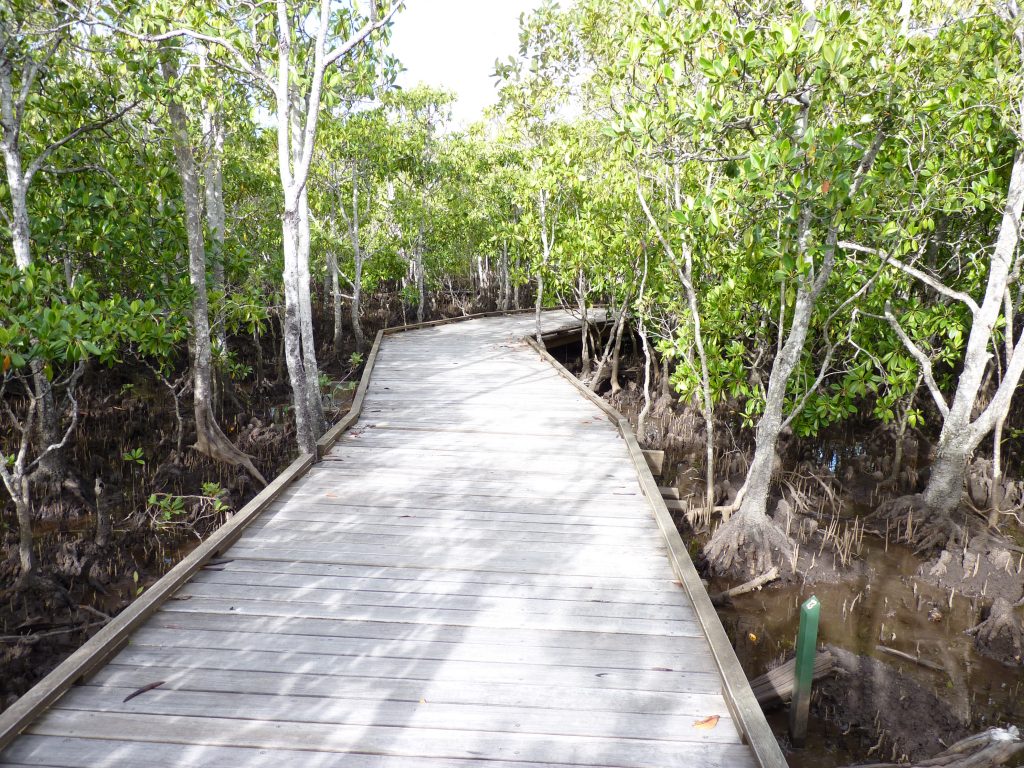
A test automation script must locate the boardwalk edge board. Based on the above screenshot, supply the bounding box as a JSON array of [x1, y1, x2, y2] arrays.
[[0, 309, 544, 752], [526, 335, 788, 768]]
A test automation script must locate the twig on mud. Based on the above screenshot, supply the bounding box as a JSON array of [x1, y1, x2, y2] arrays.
[[0, 619, 108, 643], [875, 644, 945, 672], [710, 566, 780, 606], [78, 604, 112, 622]]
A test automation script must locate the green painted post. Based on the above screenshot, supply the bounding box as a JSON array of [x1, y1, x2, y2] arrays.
[[789, 595, 820, 747]]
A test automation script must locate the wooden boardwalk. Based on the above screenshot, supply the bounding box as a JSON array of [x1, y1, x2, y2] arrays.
[[0, 311, 781, 768]]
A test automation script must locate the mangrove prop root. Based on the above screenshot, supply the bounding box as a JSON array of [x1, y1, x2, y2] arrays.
[[841, 726, 1024, 767], [704, 507, 796, 581], [966, 598, 1024, 666]]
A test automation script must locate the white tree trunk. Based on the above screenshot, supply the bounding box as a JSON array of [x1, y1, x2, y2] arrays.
[[921, 148, 1024, 517], [281, 206, 318, 454], [347, 162, 366, 352], [161, 47, 266, 485], [535, 189, 552, 343], [326, 248, 344, 352], [0, 66, 31, 269], [499, 240, 511, 311], [202, 90, 228, 356], [415, 216, 426, 324]]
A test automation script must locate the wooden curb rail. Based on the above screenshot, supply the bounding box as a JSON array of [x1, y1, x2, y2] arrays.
[[0, 307, 559, 753], [526, 335, 788, 768]]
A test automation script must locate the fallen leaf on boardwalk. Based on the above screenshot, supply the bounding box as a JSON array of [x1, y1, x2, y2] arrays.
[[693, 715, 720, 729], [324, 493, 337, 498], [123, 681, 165, 703]]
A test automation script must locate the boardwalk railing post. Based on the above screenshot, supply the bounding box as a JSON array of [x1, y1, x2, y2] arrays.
[[789, 595, 820, 747]]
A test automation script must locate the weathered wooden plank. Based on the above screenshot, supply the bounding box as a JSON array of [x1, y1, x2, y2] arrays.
[[260, 504, 654, 527], [205, 558, 682, 593], [334, 431, 627, 453], [103, 646, 718, 693], [247, 515, 665, 541], [227, 540, 669, 570], [172, 582, 695, 622], [187, 567, 687, 604], [222, 545, 675, 580], [246, 518, 663, 545], [307, 460, 638, 483], [157, 596, 699, 636], [26, 711, 758, 768], [1, 736, 588, 768], [321, 447, 633, 471], [274, 491, 652, 516], [235, 529, 666, 556], [643, 449, 665, 475], [52, 687, 741, 744], [127, 625, 714, 671], [292, 470, 640, 496], [143, 608, 696, 654], [88, 664, 726, 713]]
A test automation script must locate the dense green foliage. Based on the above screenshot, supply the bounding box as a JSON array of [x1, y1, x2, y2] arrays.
[[3, 0, 1023, 521]]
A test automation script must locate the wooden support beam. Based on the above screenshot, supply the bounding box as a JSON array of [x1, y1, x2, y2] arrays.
[[643, 450, 665, 476]]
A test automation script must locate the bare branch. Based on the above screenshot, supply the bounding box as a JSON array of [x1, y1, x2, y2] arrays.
[[26, 363, 84, 474], [810, 128, 887, 300], [839, 240, 981, 313], [24, 100, 138, 187], [102, 24, 275, 91], [782, 261, 888, 430], [883, 301, 950, 418], [37, 163, 128, 194], [323, 2, 402, 69]]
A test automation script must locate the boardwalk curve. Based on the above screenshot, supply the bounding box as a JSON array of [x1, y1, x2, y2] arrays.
[[0, 310, 784, 767]]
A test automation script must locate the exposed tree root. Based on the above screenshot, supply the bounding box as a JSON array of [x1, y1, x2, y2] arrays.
[[842, 726, 1024, 767], [704, 506, 796, 580], [967, 598, 1024, 666], [194, 405, 267, 486], [13, 572, 75, 612], [874, 493, 964, 553]]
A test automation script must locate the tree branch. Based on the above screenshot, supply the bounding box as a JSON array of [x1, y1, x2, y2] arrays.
[[323, 2, 402, 69], [24, 100, 138, 187], [838, 240, 981, 314], [105, 24, 275, 91], [883, 301, 950, 418], [26, 363, 84, 474]]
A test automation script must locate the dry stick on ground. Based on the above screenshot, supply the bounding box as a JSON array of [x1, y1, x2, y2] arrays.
[[710, 566, 780, 606], [841, 726, 1024, 768], [875, 644, 945, 672]]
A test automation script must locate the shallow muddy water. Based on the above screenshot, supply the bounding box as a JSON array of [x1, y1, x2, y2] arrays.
[[713, 533, 1024, 765]]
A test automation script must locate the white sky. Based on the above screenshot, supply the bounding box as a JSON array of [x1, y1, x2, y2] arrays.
[[387, 0, 546, 128]]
